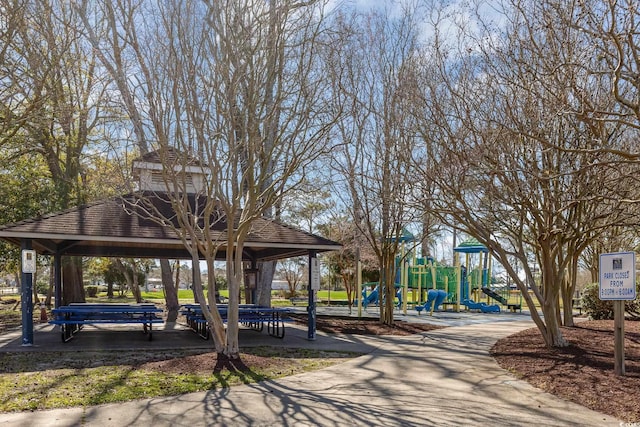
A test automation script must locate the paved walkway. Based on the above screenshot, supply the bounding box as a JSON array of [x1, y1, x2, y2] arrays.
[[0, 310, 622, 426]]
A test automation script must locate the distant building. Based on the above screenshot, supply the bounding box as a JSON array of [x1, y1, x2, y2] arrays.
[[271, 280, 289, 290]]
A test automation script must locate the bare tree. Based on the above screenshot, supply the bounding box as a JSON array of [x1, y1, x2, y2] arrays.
[[77, 0, 336, 358], [279, 179, 334, 234], [413, 0, 640, 346], [541, 0, 640, 323], [278, 257, 305, 298], [326, 5, 424, 324], [581, 227, 640, 284], [112, 258, 149, 303], [568, 0, 640, 136], [318, 212, 378, 310]]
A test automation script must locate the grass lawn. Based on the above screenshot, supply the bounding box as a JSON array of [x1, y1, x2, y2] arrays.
[[0, 296, 359, 412], [0, 347, 358, 412]]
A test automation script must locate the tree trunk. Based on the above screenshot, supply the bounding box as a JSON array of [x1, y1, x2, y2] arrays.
[[13, 271, 19, 295], [256, 259, 276, 307], [541, 282, 568, 347], [202, 255, 227, 353], [114, 259, 141, 302], [344, 275, 353, 309], [62, 257, 84, 305], [130, 263, 142, 303], [380, 250, 396, 325], [219, 229, 250, 359], [224, 270, 242, 359], [107, 282, 114, 298], [160, 259, 180, 322], [32, 268, 40, 305], [45, 260, 54, 307], [500, 250, 568, 348], [561, 252, 579, 327], [190, 253, 225, 354], [561, 272, 574, 327]]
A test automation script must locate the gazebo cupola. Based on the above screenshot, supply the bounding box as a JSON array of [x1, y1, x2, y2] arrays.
[[131, 147, 206, 194]]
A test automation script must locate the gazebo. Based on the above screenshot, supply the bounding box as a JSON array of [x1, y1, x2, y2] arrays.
[[0, 149, 341, 345]]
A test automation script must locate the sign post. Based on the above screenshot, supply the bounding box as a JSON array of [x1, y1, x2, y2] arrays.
[[599, 252, 636, 376], [21, 246, 36, 346], [307, 253, 319, 341]]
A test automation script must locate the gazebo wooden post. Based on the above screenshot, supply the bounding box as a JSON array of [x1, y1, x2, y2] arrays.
[[54, 253, 62, 308]]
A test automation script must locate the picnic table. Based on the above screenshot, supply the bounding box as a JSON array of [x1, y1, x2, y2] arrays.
[[50, 303, 164, 343], [180, 304, 291, 340]]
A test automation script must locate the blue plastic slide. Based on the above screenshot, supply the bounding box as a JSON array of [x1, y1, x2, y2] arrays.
[[416, 289, 448, 314], [355, 287, 379, 308], [462, 299, 500, 313]]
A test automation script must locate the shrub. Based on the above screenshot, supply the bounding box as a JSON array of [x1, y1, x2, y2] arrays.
[[626, 285, 640, 320], [34, 280, 49, 297], [215, 275, 227, 290], [86, 286, 99, 298], [581, 283, 613, 320], [582, 282, 640, 320]]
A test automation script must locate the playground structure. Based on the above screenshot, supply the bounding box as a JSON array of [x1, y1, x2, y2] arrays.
[[354, 234, 522, 315], [393, 237, 521, 314]]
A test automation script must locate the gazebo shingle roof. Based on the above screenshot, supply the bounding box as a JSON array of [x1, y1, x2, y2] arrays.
[[0, 192, 340, 261]]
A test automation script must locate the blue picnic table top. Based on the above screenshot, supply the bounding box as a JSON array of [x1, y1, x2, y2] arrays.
[[49, 303, 164, 343], [54, 303, 162, 314], [179, 304, 291, 339]]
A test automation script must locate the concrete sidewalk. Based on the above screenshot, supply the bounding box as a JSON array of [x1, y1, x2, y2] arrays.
[[0, 314, 620, 426]]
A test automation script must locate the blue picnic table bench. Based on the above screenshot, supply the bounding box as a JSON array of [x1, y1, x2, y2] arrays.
[[50, 303, 164, 343], [180, 304, 291, 340]]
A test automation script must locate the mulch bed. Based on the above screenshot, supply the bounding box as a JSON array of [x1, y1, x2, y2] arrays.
[[491, 320, 640, 422], [289, 314, 444, 335]]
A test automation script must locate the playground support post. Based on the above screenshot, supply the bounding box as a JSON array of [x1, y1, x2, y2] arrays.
[[417, 265, 422, 305], [402, 259, 408, 314], [454, 250, 462, 311], [444, 276, 451, 310], [488, 255, 492, 289], [429, 260, 436, 291], [465, 253, 469, 268], [357, 258, 362, 319]]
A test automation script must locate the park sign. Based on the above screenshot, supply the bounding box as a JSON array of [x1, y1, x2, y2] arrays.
[[599, 252, 636, 301], [599, 251, 636, 376]]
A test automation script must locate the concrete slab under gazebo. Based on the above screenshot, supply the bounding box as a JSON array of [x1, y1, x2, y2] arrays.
[[0, 191, 340, 346]]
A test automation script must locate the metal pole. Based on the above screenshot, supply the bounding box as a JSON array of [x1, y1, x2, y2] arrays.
[[20, 240, 34, 346], [307, 251, 317, 340]]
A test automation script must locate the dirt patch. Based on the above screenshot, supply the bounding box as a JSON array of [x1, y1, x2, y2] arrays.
[[138, 347, 354, 375], [139, 315, 442, 375], [140, 352, 288, 374], [492, 320, 640, 422], [289, 314, 445, 335]]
